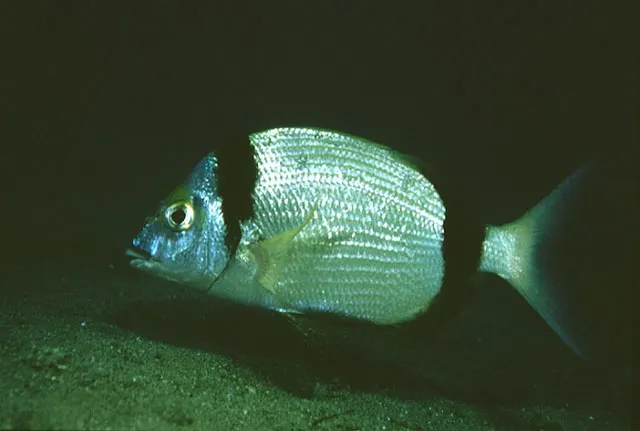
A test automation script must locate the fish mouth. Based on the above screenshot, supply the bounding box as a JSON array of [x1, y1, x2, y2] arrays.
[[125, 246, 188, 283], [125, 247, 153, 260], [125, 247, 161, 271]]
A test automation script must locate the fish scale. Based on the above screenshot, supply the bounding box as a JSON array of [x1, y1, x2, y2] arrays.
[[245, 128, 446, 324]]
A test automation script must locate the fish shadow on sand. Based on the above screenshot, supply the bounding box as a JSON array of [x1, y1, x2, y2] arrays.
[[106, 276, 626, 417]]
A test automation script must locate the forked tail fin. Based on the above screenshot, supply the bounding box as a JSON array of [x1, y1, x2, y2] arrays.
[[478, 162, 597, 358]]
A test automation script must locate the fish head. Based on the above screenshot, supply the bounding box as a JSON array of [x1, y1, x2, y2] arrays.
[[127, 153, 230, 289]]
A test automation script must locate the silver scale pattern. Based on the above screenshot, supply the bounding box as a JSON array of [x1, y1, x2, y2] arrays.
[[244, 128, 447, 324]]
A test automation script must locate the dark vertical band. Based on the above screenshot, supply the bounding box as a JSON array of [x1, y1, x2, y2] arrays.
[[214, 134, 258, 254], [402, 168, 486, 337]]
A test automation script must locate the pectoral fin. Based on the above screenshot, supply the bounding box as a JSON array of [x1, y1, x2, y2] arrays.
[[250, 202, 318, 294]]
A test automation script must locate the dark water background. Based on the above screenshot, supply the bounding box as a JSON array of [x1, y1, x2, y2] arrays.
[[3, 2, 635, 245], [0, 3, 635, 430]]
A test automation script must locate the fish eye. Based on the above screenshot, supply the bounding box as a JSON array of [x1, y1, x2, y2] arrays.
[[164, 201, 195, 231]]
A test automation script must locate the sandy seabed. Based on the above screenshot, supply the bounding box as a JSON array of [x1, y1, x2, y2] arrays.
[[0, 248, 630, 431]]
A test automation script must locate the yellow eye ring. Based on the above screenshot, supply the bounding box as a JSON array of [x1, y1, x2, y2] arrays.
[[164, 201, 195, 231]]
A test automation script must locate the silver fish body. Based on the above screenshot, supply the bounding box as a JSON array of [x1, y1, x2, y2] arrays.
[[128, 126, 592, 357], [131, 128, 446, 324], [230, 128, 447, 323]]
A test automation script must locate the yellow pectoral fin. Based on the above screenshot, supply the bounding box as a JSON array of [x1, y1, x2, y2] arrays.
[[250, 201, 318, 294]]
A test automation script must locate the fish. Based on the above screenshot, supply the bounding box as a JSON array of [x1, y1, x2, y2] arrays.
[[127, 127, 593, 357]]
